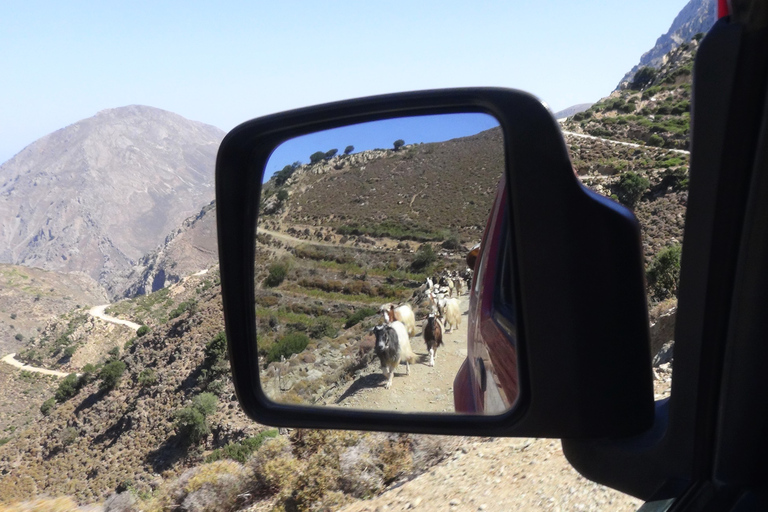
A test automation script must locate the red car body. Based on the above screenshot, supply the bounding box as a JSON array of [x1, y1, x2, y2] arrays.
[[454, 177, 519, 414]]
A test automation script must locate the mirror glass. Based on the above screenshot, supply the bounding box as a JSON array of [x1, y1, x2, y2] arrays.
[[255, 113, 511, 414]]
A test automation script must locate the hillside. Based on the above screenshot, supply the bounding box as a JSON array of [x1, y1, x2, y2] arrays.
[[260, 127, 504, 246], [0, 264, 107, 355], [563, 35, 698, 150], [0, 105, 223, 290], [617, 0, 715, 88]]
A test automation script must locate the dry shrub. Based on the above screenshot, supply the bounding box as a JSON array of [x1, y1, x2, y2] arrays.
[[248, 436, 297, 496], [153, 460, 249, 512], [377, 434, 413, 483]]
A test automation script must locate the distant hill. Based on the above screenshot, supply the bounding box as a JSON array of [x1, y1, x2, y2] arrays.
[[554, 103, 593, 120], [617, 0, 715, 88], [0, 105, 224, 290]]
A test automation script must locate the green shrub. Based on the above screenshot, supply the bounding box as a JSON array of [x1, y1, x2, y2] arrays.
[[138, 368, 158, 387], [647, 244, 683, 302], [40, 397, 56, 416], [265, 261, 289, 287], [174, 392, 219, 443], [324, 148, 338, 159], [98, 360, 127, 391], [169, 300, 197, 319], [136, 325, 150, 337], [344, 145, 354, 155], [63, 345, 76, 357], [631, 66, 657, 90], [14, 333, 23, 341], [276, 189, 289, 202], [393, 139, 405, 151], [60, 427, 78, 446], [310, 151, 326, 164], [267, 332, 310, 363], [309, 316, 337, 339], [205, 429, 279, 463], [344, 307, 378, 329], [107, 346, 120, 359], [124, 338, 136, 350], [205, 331, 228, 366], [410, 244, 437, 271], [55, 374, 81, 402], [616, 171, 650, 208], [647, 134, 664, 147]]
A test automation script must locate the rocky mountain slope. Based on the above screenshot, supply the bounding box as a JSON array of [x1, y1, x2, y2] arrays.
[[0, 264, 107, 355], [617, 0, 715, 88], [0, 105, 223, 290]]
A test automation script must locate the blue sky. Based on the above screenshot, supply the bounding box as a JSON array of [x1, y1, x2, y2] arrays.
[[0, 0, 692, 165], [266, 113, 499, 176]]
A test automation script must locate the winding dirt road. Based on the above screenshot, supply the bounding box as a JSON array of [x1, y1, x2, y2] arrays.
[[88, 304, 141, 331], [0, 353, 70, 377], [562, 129, 690, 155]]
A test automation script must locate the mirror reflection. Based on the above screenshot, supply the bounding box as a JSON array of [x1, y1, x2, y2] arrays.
[[254, 113, 506, 414]]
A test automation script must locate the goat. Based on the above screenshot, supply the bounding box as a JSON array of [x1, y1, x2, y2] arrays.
[[380, 303, 416, 337], [452, 271, 463, 296], [372, 321, 416, 389], [439, 275, 455, 298], [422, 313, 444, 367], [436, 294, 461, 332]]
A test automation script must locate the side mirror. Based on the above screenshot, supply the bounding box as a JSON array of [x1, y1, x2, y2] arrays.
[[216, 88, 653, 438]]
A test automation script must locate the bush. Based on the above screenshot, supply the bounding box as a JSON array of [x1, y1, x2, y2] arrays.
[[410, 244, 437, 271], [169, 300, 197, 319], [615, 171, 650, 208], [60, 427, 78, 446], [309, 316, 337, 339], [344, 307, 378, 329], [99, 360, 127, 391], [138, 368, 158, 387], [40, 397, 55, 416], [276, 188, 289, 202], [205, 429, 279, 463], [55, 373, 81, 402], [205, 331, 228, 366], [14, 333, 23, 341], [324, 148, 338, 159], [631, 66, 657, 90], [647, 134, 664, 147], [344, 145, 354, 155], [174, 392, 218, 444], [647, 244, 683, 302], [310, 151, 326, 164], [107, 346, 120, 359], [63, 345, 76, 357], [264, 261, 289, 287], [267, 332, 310, 363], [136, 325, 150, 337], [393, 139, 405, 151]]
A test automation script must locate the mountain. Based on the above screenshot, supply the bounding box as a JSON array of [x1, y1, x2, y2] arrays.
[[110, 200, 219, 298], [0, 105, 224, 290], [617, 0, 715, 88], [554, 103, 593, 120]]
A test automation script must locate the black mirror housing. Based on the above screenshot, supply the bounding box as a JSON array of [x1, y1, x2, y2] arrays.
[[216, 87, 653, 438]]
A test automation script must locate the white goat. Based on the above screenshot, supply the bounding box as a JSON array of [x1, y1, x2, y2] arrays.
[[436, 294, 461, 332], [380, 303, 416, 337], [372, 321, 416, 389]]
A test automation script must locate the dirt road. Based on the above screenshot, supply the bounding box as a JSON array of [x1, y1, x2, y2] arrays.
[[88, 304, 141, 331], [0, 353, 70, 378], [326, 293, 469, 413]]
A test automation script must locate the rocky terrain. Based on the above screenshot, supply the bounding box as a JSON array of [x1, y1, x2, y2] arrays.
[[617, 0, 715, 88], [0, 105, 223, 290]]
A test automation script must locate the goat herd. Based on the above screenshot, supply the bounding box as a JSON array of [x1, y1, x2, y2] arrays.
[[372, 270, 472, 390]]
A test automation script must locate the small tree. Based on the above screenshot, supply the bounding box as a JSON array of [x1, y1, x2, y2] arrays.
[[310, 151, 326, 164], [14, 333, 23, 342], [615, 171, 650, 208], [630, 67, 657, 90], [136, 325, 150, 337], [267, 332, 310, 363], [276, 189, 289, 202], [175, 392, 218, 443], [265, 261, 289, 287], [55, 374, 81, 402], [647, 244, 683, 302], [393, 139, 405, 151], [99, 360, 127, 391], [324, 148, 338, 160], [138, 368, 158, 387], [344, 145, 354, 155], [40, 397, 56, 416], [410, 243, 437, 271]]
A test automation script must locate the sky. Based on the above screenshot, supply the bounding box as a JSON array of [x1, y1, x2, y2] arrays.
[[0, 0, 693, 166], [266, 113, 499, 176]]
